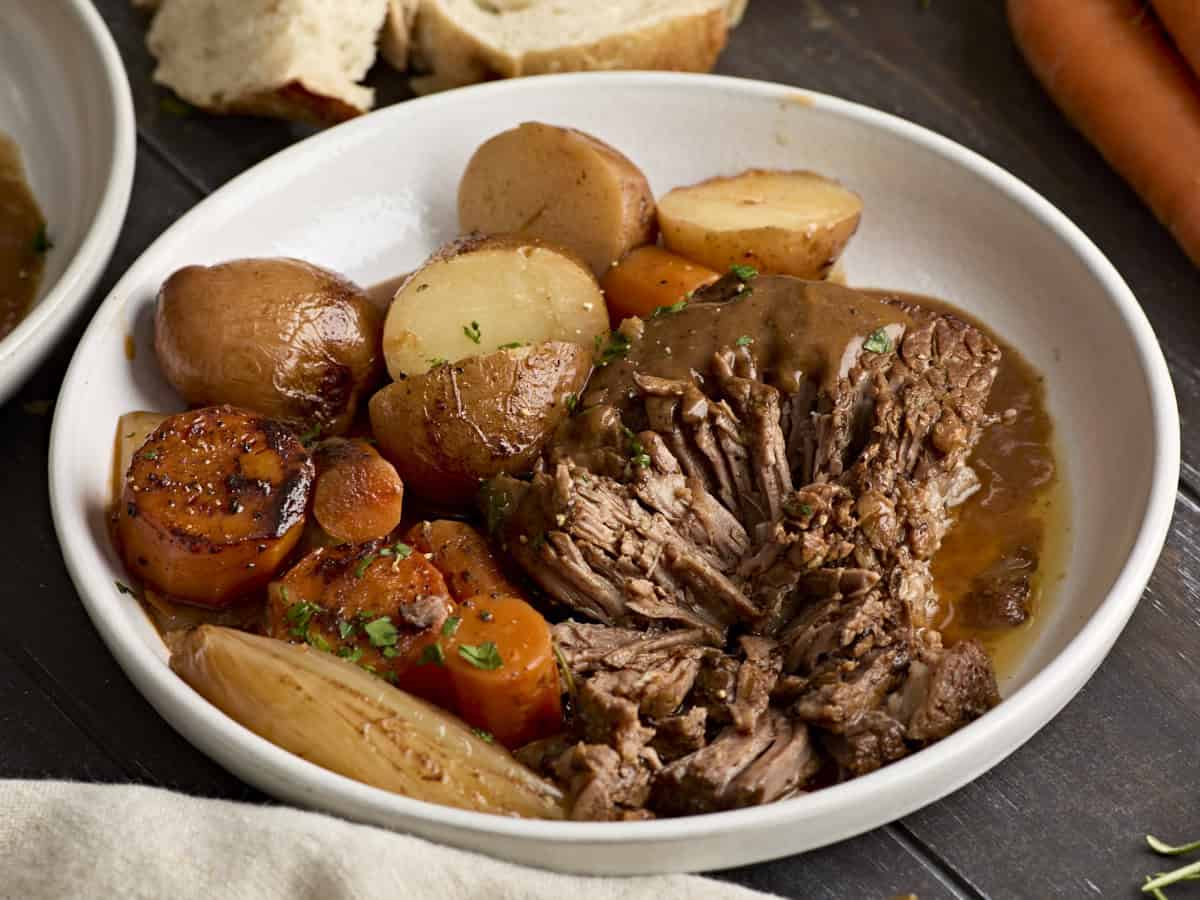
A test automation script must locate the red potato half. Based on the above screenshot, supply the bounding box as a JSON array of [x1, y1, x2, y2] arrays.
[[458, 121, 656, 276], [657, 169, 863, 279]]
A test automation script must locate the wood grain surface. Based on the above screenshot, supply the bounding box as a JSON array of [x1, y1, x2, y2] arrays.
[[2, 2, 1197, 897]]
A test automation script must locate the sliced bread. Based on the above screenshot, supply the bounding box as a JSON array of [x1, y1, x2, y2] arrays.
[[147, 0, 389, 125], [409, 0, 732, 95]]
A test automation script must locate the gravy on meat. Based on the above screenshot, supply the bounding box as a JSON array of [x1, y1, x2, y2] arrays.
[[0, 134, 47, 340]]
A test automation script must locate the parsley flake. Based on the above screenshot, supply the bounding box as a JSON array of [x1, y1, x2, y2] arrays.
[[463, 321, 482, 344], [457, 641, 503, 670], [338, 645, 363, 664], [442, 615, 462, 638], [731, 264, 758, 282], [31, 224, 53, 255], [594, 331, 632, 366], [337, 620, 356, 640], [307, 632, 332, 653], [651, 299, 688, 318], [364, 616, 399, 648], [735, 335, 754, 347], [497, 341, 526, 350], [863, 328, 893, 354], [419, 642, 445, 666], [471, 727, 495, 744], [428, 357, 448, 367], [565, 393, 577, 413], [286, 600, 323, 640], [353, 552, 378, 578], [297, 423, 322, 447], [378, 541, 412, 560]]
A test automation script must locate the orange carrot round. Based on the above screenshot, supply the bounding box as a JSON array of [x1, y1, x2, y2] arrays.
[[443, 595, 562, 748], [601, 245, 719, 326], [1009, 0, 1200, 265]]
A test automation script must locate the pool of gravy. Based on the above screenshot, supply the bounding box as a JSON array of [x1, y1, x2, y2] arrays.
[[0, 134, 47, 340]]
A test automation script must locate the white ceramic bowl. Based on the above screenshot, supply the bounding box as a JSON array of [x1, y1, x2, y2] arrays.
[[0, 0, 134, 403], [48, 73, 1178, 875]]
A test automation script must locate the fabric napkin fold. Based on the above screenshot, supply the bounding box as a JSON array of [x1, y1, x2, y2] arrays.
[[0, 780, 778, 900]]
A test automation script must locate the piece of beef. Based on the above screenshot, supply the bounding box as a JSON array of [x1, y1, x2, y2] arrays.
[[552, 742, 661, 821], [650, 707, 709, 762], [650, 710, 820, 816], [822, 710, 909, 776], [496, 465, 757, 639], [959, 546, 1038, 628], [902, 639, 1001, 741]]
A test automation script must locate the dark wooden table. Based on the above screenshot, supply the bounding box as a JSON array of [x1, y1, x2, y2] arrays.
[[5, 1, 1199, 897]]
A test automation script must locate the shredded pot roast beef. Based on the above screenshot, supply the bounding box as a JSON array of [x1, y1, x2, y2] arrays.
[[492, 274, 1004, 820]]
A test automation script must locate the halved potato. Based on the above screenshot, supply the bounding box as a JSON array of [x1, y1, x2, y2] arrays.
[[657, 169, 863, 279], [458, 122, 656, 276], [370, 341, 590, 504], [382, 234, 607, 379]]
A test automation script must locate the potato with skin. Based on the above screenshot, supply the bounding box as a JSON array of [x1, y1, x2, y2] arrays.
[[116, 406, 313, 607], [312, 438, 404, 544], [370, 341, 590, 504], [657, 169, 863, 279], [155, 257, 383, 435], [458, 122, 656, 276], [382, 234, 607, 379]]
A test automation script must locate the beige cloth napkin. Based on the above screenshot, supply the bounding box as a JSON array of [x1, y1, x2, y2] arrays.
[[0, 780, 778, 900]]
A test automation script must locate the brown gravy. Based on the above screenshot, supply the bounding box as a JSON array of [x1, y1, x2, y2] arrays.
[[0, 134, 47, 340], [861, 291, 1064, 678]]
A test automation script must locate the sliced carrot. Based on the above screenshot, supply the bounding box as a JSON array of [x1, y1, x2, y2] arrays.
[[443, 595, 563, 749], [265, 541, 454, 700], [1009, 0, 1200, 265], [1152, 1, 1200, 82], [600, 245, 719, 326], [312, 438, 404, 544], [405, 519, 521, 602]]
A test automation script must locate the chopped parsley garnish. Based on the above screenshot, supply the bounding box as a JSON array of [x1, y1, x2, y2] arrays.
[[142, 449, 159, 460], [623, 426, 650, 468], [735, 335, 754, 347], [497, 341, 526, 350], [338, 645, 363, 664], [565, 393, 577, 413], [428, 357, 448, 367], [463, 321, 482, 344], [457, 641, 503, 670], [31, 224, 53, 255], [730, 264, 758, 282], [799, 503, 814, 517], [364, 616, 399, 648], [442, 615, 462, 638], [307, 632, 332, 653], [651, 299, 688, 318], [594, 331, 632, 366], [863, 328, 893, 354], [378, 541, 412, 560], [419, 642, 445, 666], [115, 581, 136, 596], [471, 727, 495, 744], [482, 483, 511, 536], [353, 552, 378, 578], [297, 423, 322, 446], [286, 600, 323, 640], [381, 646, 402, 659], [337, 619, 356, 640]]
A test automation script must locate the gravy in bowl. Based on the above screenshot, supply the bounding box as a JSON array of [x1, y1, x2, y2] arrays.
[[0, 134, 47, 340]]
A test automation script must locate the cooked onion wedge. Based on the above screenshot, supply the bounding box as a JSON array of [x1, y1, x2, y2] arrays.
[[171, 625, 566, 819], [657, 169, 862, 279]]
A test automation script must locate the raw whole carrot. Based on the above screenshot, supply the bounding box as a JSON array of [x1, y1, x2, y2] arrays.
[[1009, 0, 1200, 265], [1152, 0, 1200, 81]]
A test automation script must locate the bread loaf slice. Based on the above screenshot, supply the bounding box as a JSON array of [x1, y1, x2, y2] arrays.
[[409, 0, 732, 95], [147, 0, 389, 125]]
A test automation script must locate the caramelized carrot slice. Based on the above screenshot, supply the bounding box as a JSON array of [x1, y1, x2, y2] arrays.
[[312, 437, 405, 544], [116, 406, 312, 608], [405, 519, 521, 602]]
